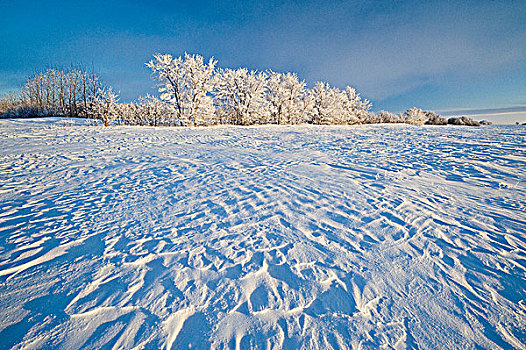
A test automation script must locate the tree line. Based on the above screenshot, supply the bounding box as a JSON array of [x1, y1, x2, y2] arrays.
[[0, 53, 485, 126], [1, 66, 102, 118]]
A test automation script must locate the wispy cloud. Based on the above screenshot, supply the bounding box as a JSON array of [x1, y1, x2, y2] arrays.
[[438, 106, 526, 116], [436, 105, 526, 124]]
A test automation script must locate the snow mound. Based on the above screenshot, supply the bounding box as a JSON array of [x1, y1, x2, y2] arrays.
[[0, 120, 525, 349]]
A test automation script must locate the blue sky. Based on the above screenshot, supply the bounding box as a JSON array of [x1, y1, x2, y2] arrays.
[[1, 0, 525, 122]]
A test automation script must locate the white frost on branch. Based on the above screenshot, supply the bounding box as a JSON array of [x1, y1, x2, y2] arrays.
[[266, 71, 308, 125], [146, 53, 216, 126], [214, 68, 269, 125], [89, 87, 119, 126]]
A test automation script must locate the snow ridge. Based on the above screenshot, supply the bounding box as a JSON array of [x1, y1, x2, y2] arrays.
[[0, 119, 525, 349]]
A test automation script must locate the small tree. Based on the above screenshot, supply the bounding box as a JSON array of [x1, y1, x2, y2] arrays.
[[90, 87, 119, 126]]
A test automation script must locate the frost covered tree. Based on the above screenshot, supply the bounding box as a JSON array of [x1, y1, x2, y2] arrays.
[[358, 112, 380, 124], [7, 67, 103, 118], [403, 107, 429, 125], [266, 71, 307, 124], [114, 102, 138, 125], [403, 107, 447, 125], [297, 90, 315, 124], [310, 82, 343, 125], [376, 110, 402, 123], [65, 68, 82, 117], [309, 83, 372, 125], [138, 94, 171, 126], [146, 53, 216, 126], [112, 95, 171, 126], [342, 86, 371, 124], [0, 92, 26, 117], [424, 111, 447, 125], [447, 116, 480, 126], [80, 70, 102, 117], [214, 68, 269, 125], [89, 87, 119, 126]]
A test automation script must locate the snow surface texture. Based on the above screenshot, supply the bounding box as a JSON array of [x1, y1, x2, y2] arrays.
[[0, 118, 525, 349]]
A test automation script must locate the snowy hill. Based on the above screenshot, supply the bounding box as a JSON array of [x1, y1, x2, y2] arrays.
[[0, 118, 525, 349]]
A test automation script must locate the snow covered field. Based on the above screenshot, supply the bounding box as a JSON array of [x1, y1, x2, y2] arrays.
[[0, 118, 525, 349]]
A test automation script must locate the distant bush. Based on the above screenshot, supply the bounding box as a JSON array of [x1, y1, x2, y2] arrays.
[[447, 116, 480, 126], [403, 107, 429, 125], [402, 107, 447, 125], [424, 111, 447, 125], [376, 110, 403, 123]]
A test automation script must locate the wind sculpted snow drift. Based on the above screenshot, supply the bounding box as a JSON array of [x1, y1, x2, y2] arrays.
[[0, 119, 525, 349]]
